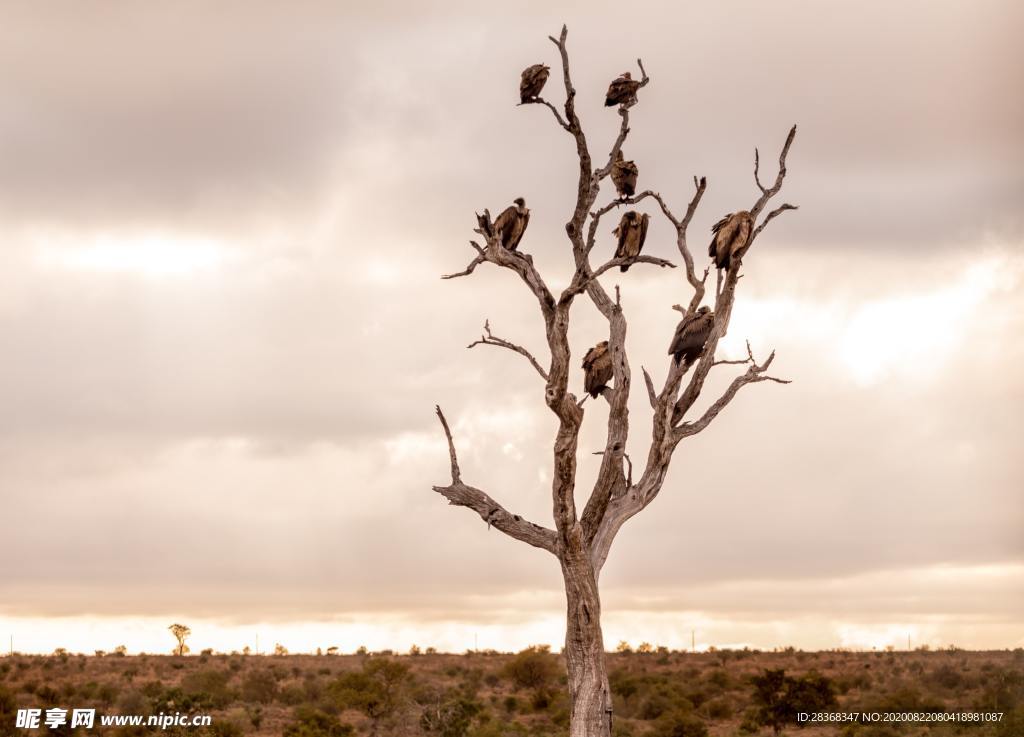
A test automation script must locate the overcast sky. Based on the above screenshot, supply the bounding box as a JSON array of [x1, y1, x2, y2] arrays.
[[1, 0, 1022, 654]]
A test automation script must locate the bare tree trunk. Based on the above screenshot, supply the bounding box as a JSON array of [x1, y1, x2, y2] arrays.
[[561, 549, 611, 737]]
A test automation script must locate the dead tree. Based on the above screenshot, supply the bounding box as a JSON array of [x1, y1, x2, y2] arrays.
[[432, 25, 797, 737]]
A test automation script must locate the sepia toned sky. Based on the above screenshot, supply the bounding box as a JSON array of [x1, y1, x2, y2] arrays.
[[1, 0, 1022, 654]]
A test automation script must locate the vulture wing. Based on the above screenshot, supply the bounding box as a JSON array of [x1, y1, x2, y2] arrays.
[[493, 206, 525, 250], [520, 64, 550, 102], [613, 213, 631, 260], [727, 211, 754, 265], [637, 213, 650, 251], [583, 343, 613, 398], [505, 209, 529, 251], [611, 157, 639, 197], [619, 213, 650, 272], [668, 312, 714, 364], [493, 206, 515, 244], [605, 78, 640, 107], [708, 213, 734, 267]]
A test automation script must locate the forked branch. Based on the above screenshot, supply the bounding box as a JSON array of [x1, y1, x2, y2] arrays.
[[674, 344, 790, 440], [467, 320, 549, 381], [432, 406, 558, 554]]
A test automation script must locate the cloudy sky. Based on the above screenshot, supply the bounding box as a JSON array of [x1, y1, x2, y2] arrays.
[[1, 0, 1022, 655]]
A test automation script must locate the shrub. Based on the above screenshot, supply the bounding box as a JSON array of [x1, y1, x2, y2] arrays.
[[651, 710, 708, 737], [503, 647, 560, 692], [283, 705, 354, 737], [419, 690, 482, 737], [330, 658, 410, 725], [241, 670, 278, 704], [208, 720, 245, 737], [998, 705, 1024, 736], [181, 669, 233, 709], [750, 669, 836, 735]]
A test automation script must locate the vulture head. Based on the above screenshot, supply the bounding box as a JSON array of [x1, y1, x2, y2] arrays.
[[620, 72, 632, 80], [696, 305, 711, 317], [514, 197, 526, 208]]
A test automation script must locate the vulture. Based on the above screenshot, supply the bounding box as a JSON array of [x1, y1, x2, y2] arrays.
[[612, 210, 650, 272], [492, 197, 530, 251], [611, 150, 639, 198], [582, 341, 613, 398], [708, 210, 754, 270], [668, 306, 715, 367], [519, 64, 550, 103], [605, 72, 641, 107]]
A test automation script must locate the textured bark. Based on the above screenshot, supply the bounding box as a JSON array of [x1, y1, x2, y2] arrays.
[[561, 544, 611, 737], [432, 25, 798, 736]]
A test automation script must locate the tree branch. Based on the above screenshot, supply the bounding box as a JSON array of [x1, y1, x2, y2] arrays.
[[752, 203, 798, 241], [467, 319, 549, 381], [432, 406, 558, 554], [520, 96, 571, 131], [753, 147, 767, 195], [674, 346, 790, 440], [641, 366, 657, 408], [751, 125, 797, 219]]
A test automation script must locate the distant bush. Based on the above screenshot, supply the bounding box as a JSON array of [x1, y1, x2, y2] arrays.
[[283, 705, 354, 737], [181, 669, 233, 708], [703, 697, 731, 720], [241, 669, 278, 704], [278, 683, 307, 705], [750, 669, 836, 735], [208, 720, 245, 737], [651, 710, 708, 737], [503, 647, 560, 692], [330, 658, 411, 729], [926, 663, 965, 691], [418, 689, 482, 737]]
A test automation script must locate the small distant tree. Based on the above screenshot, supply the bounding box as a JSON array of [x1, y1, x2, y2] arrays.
[[616, 642, 633, 655], [168, 624, 191, 656], [428, 24, 797, 737], [636, 643, 654, 655], [409, 645, 422, 657], [113, 645, 128, 657], [274, 643, 289, 656], [326, 646, 339, 656]]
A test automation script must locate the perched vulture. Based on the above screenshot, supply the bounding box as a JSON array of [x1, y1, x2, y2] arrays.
[[611, 150, 639, 198], [582, 341, 613, 398], [492, 197, 530, 251], [605, 72, 641, 107], [612, 210, 650, 272], [668, 306, 715, 366], [708, 210, 754, 270], [519, 64, 550, 103]]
